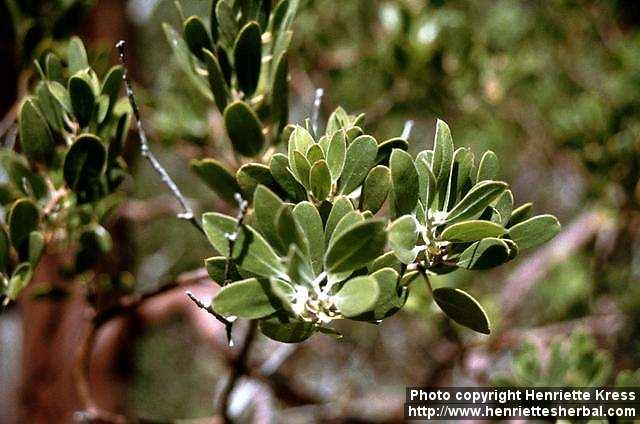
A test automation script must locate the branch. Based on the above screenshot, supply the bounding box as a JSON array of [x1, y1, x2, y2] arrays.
[[116, 40, 204, 236]]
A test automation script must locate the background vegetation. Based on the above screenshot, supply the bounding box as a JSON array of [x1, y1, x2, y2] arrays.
[[1, 0, 639, 422]]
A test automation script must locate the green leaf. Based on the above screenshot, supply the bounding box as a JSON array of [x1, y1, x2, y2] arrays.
[[324, 219, 387, 274], [47, 81, 72, 113], [432, 119, 454, 189], [306, 144, 324, 164], [326, 130, 346, 183], [18, 99, 54, 164], [375, 137, 409, 165], [291, 150, 311, 189], [269, 153, 306, 202], [444, 147, 474, 211], [205, 256, 241, 282], [67, 36, 88, 74], [212, 277, 281, 318], [433, 287, 490, 334], [259, 317, 316, 343], [68, 74, 95, 128], [388, 215, 419, 264], [445, 180, 507, 224], [8, 262, 33, 300], [351, 268, 407, 321], [234, 21, 262, 97], [292, 202, 324, 276], [415, 152, 436, 209], [329, 211, 364, 247], [326, 106, 349, 135], [35, 82, 64, 131], [508, 215, 561, 250], [271, 53, 289, 134], [287, 126, 314, 178], [309, 160, 331, 201], [8, 198, 40, 255], [457, 237, 511, 270], [508, 202, 533, 227], [27, 231, 44, 267], [236, 163, 278, 198], [324, 196, 354, 244], [338, 135, 377, 195], [215, 0, 237, 46], [183, 16, 213, 60], [368, 251, 402, 274], [441, 220, 506, 243], [334, 275, 380, 318], [476, 150, 499, 182], [361, 165, 390, 214], [389, 149, 419, 217], [0, 151, 47, 199], [493, 190, 514, 226], [0, 226, 8, 272], [284, 246, 314, 288], [253, 184, 286, 253], [45, 53, 63, 82], [224, 101, 265, 157], [203, 48, 230, 112], [100, 65, 124, 111], [203, 212, 286, 278], [275, 204, 308, 255], [191, 158, 240, 203], [63, 134, 107, 203]]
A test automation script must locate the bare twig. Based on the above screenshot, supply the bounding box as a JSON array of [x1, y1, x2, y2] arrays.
[[401, 119, 414, 140], [186, 291, 234, 345], [116, 40, 204, 235]]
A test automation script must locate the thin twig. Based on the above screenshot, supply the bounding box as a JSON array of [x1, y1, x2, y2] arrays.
[[186, 291, 235, 345], [401, 119, 414, 140], [116, 40, 204, 235]]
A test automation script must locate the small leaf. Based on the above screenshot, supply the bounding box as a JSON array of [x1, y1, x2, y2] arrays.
[[205, 256, 241, 282], [236, 163, 278, 198], [388, 215, 418, 264], [269, 153, 306, 202], [457, 237, 511, 270], [444, 147, 474, 210], [389, 149, 419, 217], [271, 53, 289, 134], [326, 130, 346, 182], [351, 268, 407, 321], [334, 275, 380, 318], [67, 36, 88, 74], [306, 144, 324, 164], [259, 317, 316, 343], [190, 158, 240, 203], [441, 220, 506, 243], [508, 215, 561, 250], [432, 119, 454, 188], [63, 134, 107, 203], [476, 150, 499, 182], [361, 165, 390, 214], [508, 202, 533, 227], [493, 190, 514, 226], [27, 231, 44, 266], [8, 262, 33, 300], [68, 74, 95, 128], [8, 198, 39, 257], [100, 65, 124, 111], [415, 152, 436, 208], [292, 202, 324, 276], [329, 211, 364, 247], [203, 212, 286, 278], [368, 251, 402, 274], [275, 204, 309, 255], [234, 21, 262, 96], [326, 106, 349, 135], [0, 226, 9, 272], [324, 196, 354, 244], [375, 137, 409, 165], [284, 246, 314, 289], [338, 135, 377, 195], [433, 287, 490, 334], [45, 53, 63, 82], [212, 277, 281, 318], [47, 81, 72, 113], [215, 0, 238, 46], [309, 160, 331, 201], [324, 219, 387, 274], [203, 49, 230, 112], [224, 101, 265, 157], [287, 126, 314, 176], [183, 16, 213, 60], [18, 99, 54, 164], [445, 180, 507, 224], [291, 150, 311, 188]]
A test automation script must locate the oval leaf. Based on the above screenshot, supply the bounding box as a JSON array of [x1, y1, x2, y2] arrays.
[[63, 134, 107, 203], [338, 135, 377, 195], [361, 165, 390, 214], [324, 219, 387, 274], [19, 99, 54, 164], [457, 237, 511, 270], [191, 158, 241, 203], [389, 149, 419, 217], [433, 287, 490, 334], [309, 160, 331, 201], [224, 101, 265, 157], [388, 215, 419, 264], [508, 214, 560, 250], [445, 180, 507, 224], [183, 15, 213, 60], [234, 21, 262, 96], [212, 277, 281, 318], [334, 275, 380, 317], [441, 220, 506, 243], [68, 75, 95, 128], [203, 48, 230, 112], [259, 317, 316, 343]]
